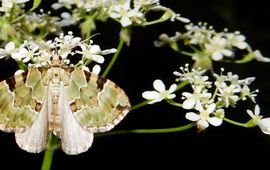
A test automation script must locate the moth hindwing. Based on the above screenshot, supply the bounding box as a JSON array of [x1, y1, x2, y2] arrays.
[[0, 65, 130, 155]]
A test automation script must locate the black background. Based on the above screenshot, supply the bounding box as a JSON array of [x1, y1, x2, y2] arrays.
[[1, 0, 270, 169]]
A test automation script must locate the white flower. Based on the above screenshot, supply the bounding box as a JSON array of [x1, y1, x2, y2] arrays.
[[109, 0, 143, 27], [253, 50, 270, 62], [240, 85, 258, 102], [55, 33, 81, 58], [58, 12, 76, 27], [247, 105, 270, 135], [0, 0, 29, 12], [217, 84, 240, 108], [182, 86, 212, 110], [77, 44, 105, 64], [142, 79, 177, 104], [154, 32, 182, 48], [226, 32, 248, 49], [185, 103, 222, 129], [205, 35, 233, 61], [0, 42, 18, 59], [12, 42, 40, 63], [173, 64, 211, 88]]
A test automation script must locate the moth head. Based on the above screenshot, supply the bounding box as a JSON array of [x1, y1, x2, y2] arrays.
[[50, 53, 63, 67]]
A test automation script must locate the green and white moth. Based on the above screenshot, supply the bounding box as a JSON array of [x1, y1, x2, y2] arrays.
[[0, 54, 130, 155]]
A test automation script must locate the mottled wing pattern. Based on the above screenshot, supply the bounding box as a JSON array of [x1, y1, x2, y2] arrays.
[[65, 68, 131, 133], [0, 68, 47, 132]]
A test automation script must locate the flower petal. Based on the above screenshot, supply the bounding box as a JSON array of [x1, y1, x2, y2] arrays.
[[246, 109, 254, 118], [120, 16, 132, 27], [197, 119, 209, 128], [207, 103, 216, 113], [90, 45, 101, 54], [183, 98, 195, 110], [0, 49, 7, 58], [254, 105, 260, 115], [92, 65, 101, 75], [142, 91, 160, 100], [5, 42, 15, 52], [169, 84, 177, 93], [153, 79, 165, 92], [257, 118, 270, 135], [185, 112, 200, 121], [208, 117, 223, 126]]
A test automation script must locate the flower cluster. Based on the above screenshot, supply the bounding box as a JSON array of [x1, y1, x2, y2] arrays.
[[155, 22, 270, 70], [52, 0, 189, 29], [0, 1, 62, 45], [142, 64, 270, 133], [0, 32, 116, 74]]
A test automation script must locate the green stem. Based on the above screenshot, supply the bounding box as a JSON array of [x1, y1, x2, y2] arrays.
[[166, 99, 182, 107], [41, 135, 60, 170], [223, 117, 251, 128], [102, 37, 125, 78], [176, 81, 189, 91], [179, 50, 194, 57], [130, 100, 149, 111], [95, 123, 195, 137]]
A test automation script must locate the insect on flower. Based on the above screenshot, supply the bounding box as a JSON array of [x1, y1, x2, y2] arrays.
[[0, 36, 131, 155]]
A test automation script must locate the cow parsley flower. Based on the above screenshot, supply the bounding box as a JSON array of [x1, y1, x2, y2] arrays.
[[247, 105, 270, 134], [182, 86, 212, 110], [109, 0, 143, 27], [0, 42, 18, 59], [185, 103, 223, 129], [205, 35, 233, 61], [142, 79, 177, 104]]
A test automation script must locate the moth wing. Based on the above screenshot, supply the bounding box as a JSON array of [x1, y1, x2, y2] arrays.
[[0, 68, 47, 132], [58, 82, 93, 155], [15, 92, 50, 153], [65, 68, 130, 133]]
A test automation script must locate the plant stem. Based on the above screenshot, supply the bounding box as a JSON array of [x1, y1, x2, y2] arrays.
[[223, 117, 251, 128], [166, 99, 182, 107], [41, 135, 59, 170], [102, 37, 125, 78], [95, 123, 195, 137], [176, 81, 189, 91], [130, 100, 149, 111]]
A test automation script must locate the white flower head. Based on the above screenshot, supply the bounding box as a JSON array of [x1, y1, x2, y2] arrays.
[[142, 79, 177, 104], [205, 35, 233, 61], [182, 86, 212, 110], [0, 0, 29, 12], [225, 32, 248, 49], [247, 105, 270, 135], [185, 103, 222, 129], [109, 0, 143, 27], [173, 64, 211, 88], [0, 42, 19, 59]]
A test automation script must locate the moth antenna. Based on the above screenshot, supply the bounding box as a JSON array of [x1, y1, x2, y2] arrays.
[[15, 26, 53, 55], [15, 26, 35, 42], [81, 33, 101, 44], [67, 33, 101, 52]]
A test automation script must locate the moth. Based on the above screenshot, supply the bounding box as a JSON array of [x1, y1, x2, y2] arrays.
[[0, 54, 130, 155]]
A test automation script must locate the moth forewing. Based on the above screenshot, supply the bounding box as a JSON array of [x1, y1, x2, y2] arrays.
[[0, 70, 40, 133], [68, 69, 131, 133]]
